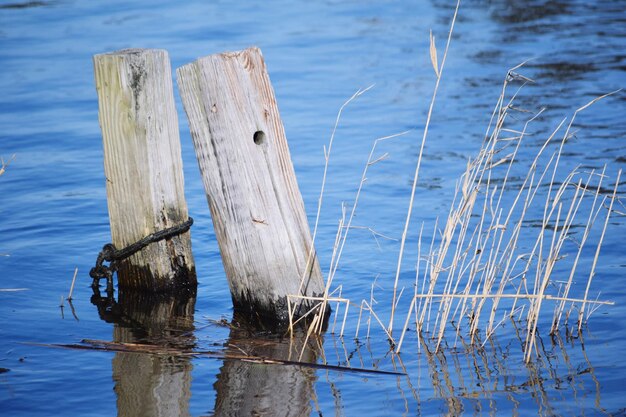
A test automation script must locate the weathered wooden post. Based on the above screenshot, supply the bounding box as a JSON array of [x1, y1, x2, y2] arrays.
[[93, 48, 196, 291], [176, 47, 325, 323]]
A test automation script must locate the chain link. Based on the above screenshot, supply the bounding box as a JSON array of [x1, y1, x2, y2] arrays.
[[90, 217, 193, 289]]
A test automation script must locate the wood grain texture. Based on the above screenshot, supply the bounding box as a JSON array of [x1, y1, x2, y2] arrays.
[[94, 49, 196, 291], [177, 47, 324, 322]]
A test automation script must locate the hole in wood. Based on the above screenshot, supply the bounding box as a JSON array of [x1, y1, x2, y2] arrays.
[[253, 130, 266, 145]]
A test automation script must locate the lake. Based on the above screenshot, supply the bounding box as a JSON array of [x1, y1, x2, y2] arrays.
[[1, 0, 625, 415]]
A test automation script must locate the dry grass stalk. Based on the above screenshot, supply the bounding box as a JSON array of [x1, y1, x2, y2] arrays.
[[288, 0, 618, 364], [389, 0, 462, 336], [578, 168, 621, 330], [67, 267, 78, 301], [0, 154, 15, 177], [394, 80, 620, 361], [288, 126, 409, 338], [296, 86, 374, 296], [289, 85, 373, 336]]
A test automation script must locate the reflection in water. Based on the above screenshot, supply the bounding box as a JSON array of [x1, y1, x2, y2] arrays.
[[212, 315, 319, 417], [400, 324, 607, 416], [91, 290, 321, 417], [91, 287, 196, 417], [89, 284, 606, 416]]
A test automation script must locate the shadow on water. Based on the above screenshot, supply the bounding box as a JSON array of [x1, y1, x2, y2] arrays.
[[91, 287, 196, 417]]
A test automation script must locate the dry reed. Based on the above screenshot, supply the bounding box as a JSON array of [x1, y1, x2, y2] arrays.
[[393, 79, 620, 361], [0, 154, 15, 177], [287, 0, 620, 363]]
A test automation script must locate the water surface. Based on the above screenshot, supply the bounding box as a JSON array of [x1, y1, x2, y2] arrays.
[[1, 0, 625, 415]]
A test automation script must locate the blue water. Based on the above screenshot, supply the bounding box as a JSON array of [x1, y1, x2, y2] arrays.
[[1, 0, 625, 415]]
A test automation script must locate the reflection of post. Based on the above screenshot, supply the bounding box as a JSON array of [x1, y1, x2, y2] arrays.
[[213, 318, 318, 416], [93, 289, 196, 417]]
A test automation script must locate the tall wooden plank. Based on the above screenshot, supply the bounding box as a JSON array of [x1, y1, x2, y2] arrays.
[[176, 47, 324, 322], [94, 48, 196, 291]]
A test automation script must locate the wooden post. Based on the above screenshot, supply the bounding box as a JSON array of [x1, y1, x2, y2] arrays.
[[176, 47, 325, 323], [94, 48, 196, 291]]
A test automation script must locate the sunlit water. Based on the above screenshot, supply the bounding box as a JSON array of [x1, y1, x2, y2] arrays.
[[1, 0, 625, 416]]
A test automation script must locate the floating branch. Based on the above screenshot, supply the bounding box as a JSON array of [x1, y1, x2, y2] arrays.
[[27, 340, 404, 376]]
